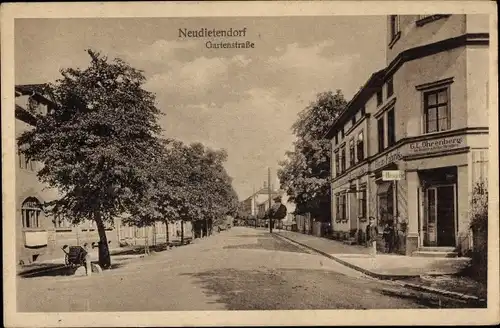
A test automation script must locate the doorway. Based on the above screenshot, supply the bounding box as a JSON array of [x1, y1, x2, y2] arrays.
[[423, 184, 456, 247]]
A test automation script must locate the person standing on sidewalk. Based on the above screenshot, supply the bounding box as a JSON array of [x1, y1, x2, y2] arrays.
[[383, 223, 395, 253], [366, 217, 379, 257]]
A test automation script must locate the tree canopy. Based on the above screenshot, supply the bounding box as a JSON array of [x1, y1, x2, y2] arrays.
[[278, 90, 347, 220]]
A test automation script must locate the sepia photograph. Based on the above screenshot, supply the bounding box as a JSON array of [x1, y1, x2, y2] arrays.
[[2, 1, 498, 327]]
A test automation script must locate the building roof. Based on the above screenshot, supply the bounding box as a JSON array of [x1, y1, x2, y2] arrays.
[[324, 68, 386, 139], [15, 84, 48, 96], [15, 104, 38, 125]]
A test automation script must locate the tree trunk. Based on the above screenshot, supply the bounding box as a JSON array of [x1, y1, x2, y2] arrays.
[[165, 221, 169, 244], [95, 212, 111, 269], [144, 227, 149, 255], [181, 220, 184, 244]]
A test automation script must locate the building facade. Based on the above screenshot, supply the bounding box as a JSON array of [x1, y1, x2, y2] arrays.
[[327, 14, 489, 256]]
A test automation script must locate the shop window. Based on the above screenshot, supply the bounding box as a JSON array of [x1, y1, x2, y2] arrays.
[[356, 131, 365, 161], [376, 89, 383, 106], [349, 138, 355, 166], [377, 117, 385, 152], [387, 108, 396, 147], [340, 146, 346, 172], [387, 77, 394, 98], [423, 88, 449, 133], [21, 197, 42, 228], [358, 189, 367, 219]]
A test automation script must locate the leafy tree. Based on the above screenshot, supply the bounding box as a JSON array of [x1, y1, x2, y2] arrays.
[[278, 90, 347, 221], [17, 49, 163, 268], [124, 140, 238, 243]]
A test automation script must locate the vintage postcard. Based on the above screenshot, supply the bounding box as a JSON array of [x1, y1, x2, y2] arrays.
[[2, 1, 498, 327]]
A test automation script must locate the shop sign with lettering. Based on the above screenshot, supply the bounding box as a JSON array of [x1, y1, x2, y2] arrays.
[[332, 164, 368, 189], [408, 136, 465, 155], [371, 149, 404, 172]]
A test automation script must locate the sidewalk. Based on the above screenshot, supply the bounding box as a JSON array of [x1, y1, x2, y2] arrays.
[[17, 246, 142, 277], [274, 230, 486, 303]]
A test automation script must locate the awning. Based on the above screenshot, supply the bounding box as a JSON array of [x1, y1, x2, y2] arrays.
[[376, 182, 392, 195]]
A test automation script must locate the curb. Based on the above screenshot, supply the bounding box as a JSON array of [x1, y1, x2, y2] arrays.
[[274, 233, 409, 280], [274, 232, 486, 305]]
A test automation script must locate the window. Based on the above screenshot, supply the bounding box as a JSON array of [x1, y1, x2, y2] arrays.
[[358, 189, 367, 218], [377, 89, 383, 106], [336, 193, 347, 221], [54, 215, 72, 229], [340, 146, 346, 172], [377, 117, 385, 152], [21, 197, 41, 228], [19, 151, 35, 171], [357, 131, 365, 161], [341, 127, 345, 139], [389, 15, 400, 41], [387, 108, 396, 146], [351, 116, 356, 126], [360, 106, 366, 116], [387, 77, 394, 98], [335, 152, 340, 177], [334, 133, 338, 146], [349, 139, 355, 166], [423, 88, 449, 133]]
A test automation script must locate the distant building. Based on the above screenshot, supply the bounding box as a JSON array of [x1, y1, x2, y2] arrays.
[[326, 15, 489, 256], [240, 184, 296, 226]]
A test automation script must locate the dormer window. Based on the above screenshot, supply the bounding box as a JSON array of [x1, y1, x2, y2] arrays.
[[389, 15, 401, 48]]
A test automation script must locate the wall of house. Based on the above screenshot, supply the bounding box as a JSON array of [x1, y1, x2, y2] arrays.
[[387, 15, 466, 65], [466, 45, 490, 128], [396, 47, 468, 138]]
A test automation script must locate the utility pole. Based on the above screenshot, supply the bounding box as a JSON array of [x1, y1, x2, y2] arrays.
[[268, 167, 272, 233], [253, 185, 257, 229]]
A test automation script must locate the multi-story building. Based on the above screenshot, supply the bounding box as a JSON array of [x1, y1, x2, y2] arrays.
[[327, 14, 489, 256]]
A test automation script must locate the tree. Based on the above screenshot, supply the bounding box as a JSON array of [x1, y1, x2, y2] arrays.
[[278, 90, 347, 221], [469, 180, 488, 280], [17, 49, 163, 268]]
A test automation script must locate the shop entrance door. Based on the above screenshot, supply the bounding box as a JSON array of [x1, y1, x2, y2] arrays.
[[424, 185, 456, 247]]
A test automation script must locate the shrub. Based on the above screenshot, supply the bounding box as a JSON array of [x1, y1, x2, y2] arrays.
[[469, 180, 488, 281]]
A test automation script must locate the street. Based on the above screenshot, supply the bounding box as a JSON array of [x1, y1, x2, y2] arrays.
[[17, 227, 470, 312]]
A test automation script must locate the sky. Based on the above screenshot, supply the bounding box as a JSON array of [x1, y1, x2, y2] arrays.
[[15, 17, 387, 200]]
